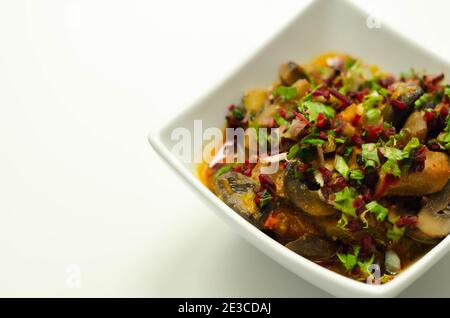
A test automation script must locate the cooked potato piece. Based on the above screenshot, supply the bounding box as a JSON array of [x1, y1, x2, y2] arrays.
[[255, 104, 278, 126], [379, 151, 450, 196], [242, 88, 268, 114], [338, 103, 361, 124], [292, 79, 310, 99], [403, 111, 427, 142]]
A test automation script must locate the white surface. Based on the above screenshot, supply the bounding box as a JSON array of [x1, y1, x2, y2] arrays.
[[0, 0, 449, 297]]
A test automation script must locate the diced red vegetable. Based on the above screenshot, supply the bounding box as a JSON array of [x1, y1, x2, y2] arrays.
[[396, 215, 418, 228], [389, 99, 407, 110], [329, 88, 351, 108]]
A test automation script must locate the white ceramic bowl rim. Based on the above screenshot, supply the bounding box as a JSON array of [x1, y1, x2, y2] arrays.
[[148, 0, 450, 297]]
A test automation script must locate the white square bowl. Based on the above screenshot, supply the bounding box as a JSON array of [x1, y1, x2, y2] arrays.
[[148, 0, 450, 297]]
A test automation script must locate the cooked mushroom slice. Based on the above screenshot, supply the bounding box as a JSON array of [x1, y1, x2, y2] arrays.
[[409, 180, 450, 242], [382, 84, 424, 129], [263, 205, 320, 242], [284, 165, 337, 216], [398, 84, 424, 107], [377, 151, 450, 197], [213, 171, 261, 225], [279, 61, 308, 86], [286, 234, 338, 262], [315, 214, 390, 246], [403, 111, 427, 142], [407, 228, 440, 244]]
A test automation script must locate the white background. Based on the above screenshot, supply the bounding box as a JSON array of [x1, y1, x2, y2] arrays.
[[1, 0, 449, 297]]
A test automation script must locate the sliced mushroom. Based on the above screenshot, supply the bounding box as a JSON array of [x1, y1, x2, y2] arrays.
[[315, 214, 390, 246], [408, 180, 450, 243], [403, 111, 427, 142], [279, 61, 308, 86], [263, 205, 319, 242], [286, 234, 338, 262], [284, 164, 337, 216], [382, 84, 423, 129], [398, 84, 424, 107], [213, 171, 262, 225], [377, 151, 450, 197]]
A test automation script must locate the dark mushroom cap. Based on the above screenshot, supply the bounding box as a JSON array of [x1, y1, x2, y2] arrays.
[[284, 164, 337, 216]]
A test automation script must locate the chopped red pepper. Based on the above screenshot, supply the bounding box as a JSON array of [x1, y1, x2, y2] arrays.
[[351, 114, 362, 126], [319, 166, 333, 184], [396, 215, 418, 228], [424, 111, 435, 123], [316, 112, 327, 128], [351, 134, 364, 146], [389, 99, 407, 110], [374, 174, 399, 199], [259, 174, 276, 194], [329, 88, 351, 107]]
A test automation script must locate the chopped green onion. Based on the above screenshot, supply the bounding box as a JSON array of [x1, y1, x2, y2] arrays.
[[383, 146, 406, 161], [387, 225, 406, 241], [379, 88, 389, 97], [344, 57, 356, 70], [213, 164, 233, 179], [299, 84, 322, 103], [381, 158, 401, 177], [302, 138, 325, 145], [334, 187, 358, 217], [349, 169, 364, 180], [365, 201, 388, 222], [302, 101, 336, 121], [337, 245, 361, 271], [343, 146, 354, 161], [358, 254, 375, 275], [403, 137, 420, 154], [274, 112, 290, 127], [445, 84, 450, 97], [362, 143, 380, 168], [365, 108, 381, 124], [287, 144, 300, 160], [275, 86, 297, 101], [414, 93, 431, 109], [258, 189, 273, 208], [363, 91, 383, 109], [335, 155, 350, 180]]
